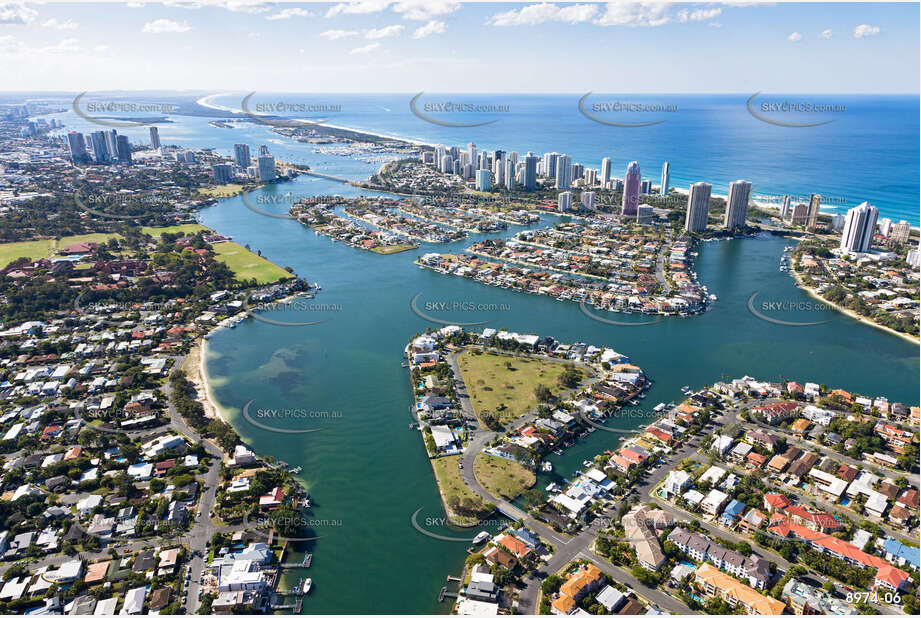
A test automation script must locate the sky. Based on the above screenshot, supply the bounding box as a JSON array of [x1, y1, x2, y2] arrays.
[[0, 1, 918, 93]]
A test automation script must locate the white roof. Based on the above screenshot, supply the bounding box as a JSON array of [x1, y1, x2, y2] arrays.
[[120, 586, 146, 615], [457, 598, 500, 615], [93, 597, 118, 615]]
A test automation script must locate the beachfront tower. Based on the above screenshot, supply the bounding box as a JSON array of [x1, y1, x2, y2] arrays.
[[840, 202, 879, 254], [601, 157, 612, 187], [660, 161, 670, 196], [723, 180, 751, 229], [685, 182, 712, 233], [621, 161, 641, 216]]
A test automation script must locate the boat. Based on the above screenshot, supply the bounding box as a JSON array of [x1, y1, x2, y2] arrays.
[[542, 461, 553, 472], [545, 482, 559, 492], [302, 578, 312, 594], [582, 460, 592, 467], [472, 531, 490, 544]]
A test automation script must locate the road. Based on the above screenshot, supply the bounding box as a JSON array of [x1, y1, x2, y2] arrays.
[[446, 349, 696, 614]]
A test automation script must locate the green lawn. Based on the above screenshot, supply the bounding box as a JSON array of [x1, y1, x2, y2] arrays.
[[211, 241, 291, 284], [0, 239, 54, 268], [57, 233, 120, 248], [474, 452, 535, 501], [458, 350, 583, 423], [197, 184, 244, 198], [141, 223, 210, 237], [371, 243, 418, 254], [431, 455, 487, 526]]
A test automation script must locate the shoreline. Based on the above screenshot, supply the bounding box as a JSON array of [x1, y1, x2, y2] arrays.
[[790, 264, 920, 345]]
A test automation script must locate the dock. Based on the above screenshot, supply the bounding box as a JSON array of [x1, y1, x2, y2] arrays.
[[281, 553, 312, 569], [438, 587, 459, 603]]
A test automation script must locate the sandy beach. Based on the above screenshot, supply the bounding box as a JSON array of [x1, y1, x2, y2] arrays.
[[791, 266, 920, 345], [182, 313, 245, 423]]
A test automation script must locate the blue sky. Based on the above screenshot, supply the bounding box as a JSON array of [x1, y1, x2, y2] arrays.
[[0, 1, 917, 92]]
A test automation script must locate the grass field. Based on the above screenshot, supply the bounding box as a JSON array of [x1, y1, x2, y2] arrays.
[[371, 243, 417, 254], [57, 233, 119, 248], [0, 239, 54, 268], [212, 242, 291, 284], [474, 452, 535, 501], [431, 455, 487, 526], [141, 223, 210, 237], [458, 351, 581, 423], [197, 184, 244, 198]]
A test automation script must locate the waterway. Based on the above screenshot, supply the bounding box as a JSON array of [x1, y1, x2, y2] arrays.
[[197, 165, 919, 614]]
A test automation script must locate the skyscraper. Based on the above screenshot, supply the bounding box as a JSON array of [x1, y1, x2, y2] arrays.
[[600, 157, 612, 188], [523, 153, 538, 190], [467, 143, 477, 170], [806, 194, 821, 230], [791, 203, 809, 226], [105, 130, 118, 162], [637, 205, 654, 225], [890, 220, 911, 244], [66, 131, 88, 163], [234, 143, 251, 168], [257, 147, 276, 181], [660, 161, 670, 196], [685, 182, 712, 232], [475, 169, 491, 191], [440, 155, 453, 174], [621, 161, 641, 216], [557, 191, 572, 212], [212, 164, 233, 184], [90, 131, 109, 163], [115, 135, 132, 164], [581, 191, 595, 210], [641, 179, 651, 194], [494, 158, 505, 185], [504, 158, 515, 191], [840, 202, 879, 254], [723, 180, 751, 229], [780, 195, 792, 221], [543, 152, 559, 179], [877, 217, 893, 238], [555, 154, 572, 189], [149, 126, 161, 150]]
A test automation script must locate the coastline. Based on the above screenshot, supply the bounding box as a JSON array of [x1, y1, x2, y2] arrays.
[[790, 266, 920, 345]]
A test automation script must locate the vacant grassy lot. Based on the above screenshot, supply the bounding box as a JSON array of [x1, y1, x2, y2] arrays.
[[141, 223, 209, 237], [458, 350, 582, 423], [57, 233, 119, 248], [197, 184, 244, 198], [212, 241, 291, 284], [0, 239, 54, 268], [474, 453, 535, 500], [371, 243, 417, 255], [431, 455, 486, 526]]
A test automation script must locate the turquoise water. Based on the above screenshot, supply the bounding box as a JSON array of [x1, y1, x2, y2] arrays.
[[46, 105, 918, 613], [197, 170, 917, 614]]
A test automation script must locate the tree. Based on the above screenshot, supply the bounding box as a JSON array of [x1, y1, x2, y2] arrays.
[[535, 384, 553, 403]]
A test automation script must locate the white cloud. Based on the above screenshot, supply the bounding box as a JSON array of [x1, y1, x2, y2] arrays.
[[266, 8, 312, 20], [787, 31, 802, 41], [853, 24, 880, 38], [161, 0, 270, 13], [142, 19, 192, 33], [42, 18, 79, 30], [40, 38, 80, 54], [676, 7, 721, 22], [818, 29, 832, 39], [707, 22, 722, 28], [412, 20, 445, 38], [326, 1, 391, 18], [349, 42, 380, 54], [594, 3, 672, 27], [93, 44, 110, 53], [488, 3, 598, 27], [320, 29, 359, 39], [365, 24, 403, 39], [0, 3, 37, 25], [393, 0, 458, 21]]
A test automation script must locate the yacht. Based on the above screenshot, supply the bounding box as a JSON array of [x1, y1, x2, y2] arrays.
[[472, 531, 491, 545], [545, 482, 559, 492], [542, 461, 553, 473], [302, 578, 313, 594]]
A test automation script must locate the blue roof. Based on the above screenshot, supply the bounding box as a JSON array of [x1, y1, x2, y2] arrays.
[[512, 527, 540, 548], [724, 499, 746, 516], [883, 538, 921, 568]]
